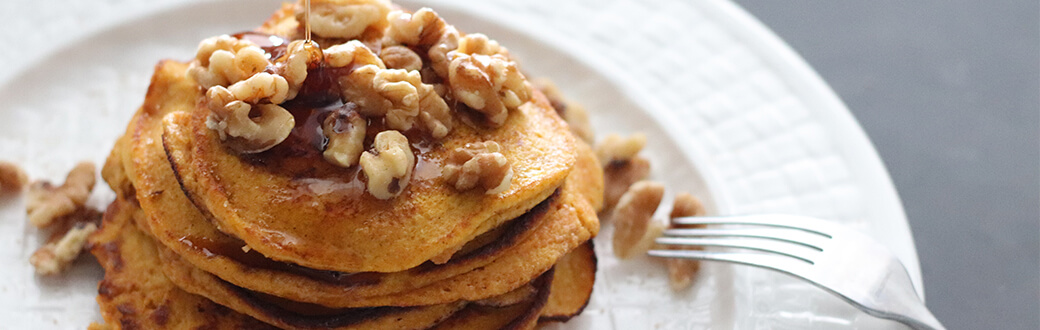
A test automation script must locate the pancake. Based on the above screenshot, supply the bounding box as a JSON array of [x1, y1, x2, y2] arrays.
[[163, 70, 575, 273], [107, 67, 599, 305]]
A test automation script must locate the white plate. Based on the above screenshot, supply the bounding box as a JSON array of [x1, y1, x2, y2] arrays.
[[0, 0, 920, 328]]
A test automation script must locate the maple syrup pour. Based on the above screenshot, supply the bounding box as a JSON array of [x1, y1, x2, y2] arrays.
[[178, 235, 382, 286], [304, 0, 312, 42]]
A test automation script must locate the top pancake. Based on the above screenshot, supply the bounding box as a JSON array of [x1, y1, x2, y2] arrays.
[[161, 63, 575, 273]]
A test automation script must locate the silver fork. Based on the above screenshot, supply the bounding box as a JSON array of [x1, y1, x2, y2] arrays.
[[647, 214, 945, 330]]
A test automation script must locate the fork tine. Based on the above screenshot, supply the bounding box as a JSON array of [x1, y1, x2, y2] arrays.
[[670, 214, 835, 237], [655, 237, 817, 263], [661, 227, 829, 250], [647, 249, 812, 278]]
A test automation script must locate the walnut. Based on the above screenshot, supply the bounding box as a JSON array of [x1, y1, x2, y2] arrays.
[[186, 35, 270, 89], [595, 133, 646, 164], [325, 40, 386, 69], [417, 85, 453, 139], [279, 40, 324, 100], [322, 105, 367, 167], [205, 85, 295, 153], [456, 33, 508, 57], [603, 156, 650, 211], [386, 8, 445, 46], [442, 141, 513, 194], [611, 181, 664, 259], [30, 222, 98, 275], [360, 131, 415, 199], [664, 192, 706, 290], [299, 0, 392, 39], [427, 26, 459, 79], [380, 45, 423, 72], [533, 78, 594, 143], [225, 72, 291, 104], [26, 162, 96, 228], [447, 53, 532, 126], [0, 161, 28, 194]]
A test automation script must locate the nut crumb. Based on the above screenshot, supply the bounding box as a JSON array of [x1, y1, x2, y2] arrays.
[[442, 141, 513, 194], [611, 181, 665, 259], [26, 162, 96, 228], [595, 133, 646, 165], [603, 156, 651, 212], [360, 131, 415, 199], [0, 161, 28, 194], [664, 192, 706, 290], [30, 222, 98, 275], [322, 105, 368, 167]]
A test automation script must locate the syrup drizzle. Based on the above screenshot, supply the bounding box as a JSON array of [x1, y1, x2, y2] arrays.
[[304, 0, 312, 42]]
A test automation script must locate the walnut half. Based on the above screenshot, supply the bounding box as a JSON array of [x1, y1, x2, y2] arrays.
[[611, 181, 665, 259], [442, 141, 513, 194], [664, 192, 707, 290], [205, 80, 295, 154], [447, 53, 532, 126], [360, 131, 415, 199]]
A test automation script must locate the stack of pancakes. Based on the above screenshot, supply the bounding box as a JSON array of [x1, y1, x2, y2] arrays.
[[88, 3, 603, 330]]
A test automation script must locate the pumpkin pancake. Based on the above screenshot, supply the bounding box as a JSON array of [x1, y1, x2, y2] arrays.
[[89, 198, 274, 330], [106, 67, 600, 305]]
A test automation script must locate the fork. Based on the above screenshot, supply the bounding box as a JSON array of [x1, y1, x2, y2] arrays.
[[647, 214, 945, 330]]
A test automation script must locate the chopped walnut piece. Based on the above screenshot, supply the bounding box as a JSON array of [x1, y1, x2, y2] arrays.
[[417, 84, 454, 139], [26, 162, 96, 228], [186, 35, 270, 89], [360, 131, 415, 199], [299, 0, 392, 39], [665, 192, 706, 290], [612, 181, 665, 259], [427, 26, 460, 79], [603, 156, 651, 212], [0, 161, 28, 194], [341, 65, 421, 130], [595, 133, 646, 165], [322, 105, 367, 167], [447, 53, 532, 126], [380, 45, 423, 72], [533, 78, 595, 143], [30, 222, 98, 275], [442, 141, 513, 194], [205, 85, 295, 153]]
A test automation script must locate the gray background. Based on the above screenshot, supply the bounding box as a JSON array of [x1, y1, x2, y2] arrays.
[[731, 1, 1040, 329]]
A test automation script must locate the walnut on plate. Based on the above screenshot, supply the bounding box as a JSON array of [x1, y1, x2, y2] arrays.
[[26, 162, 96, 228], [0, 161, 28, 195], [442, 141, 513, 194], [611, 180, 665, 259], [664, 192, 706, 290], [360, 130, 415, 199], [30, 221, 98, 275]]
